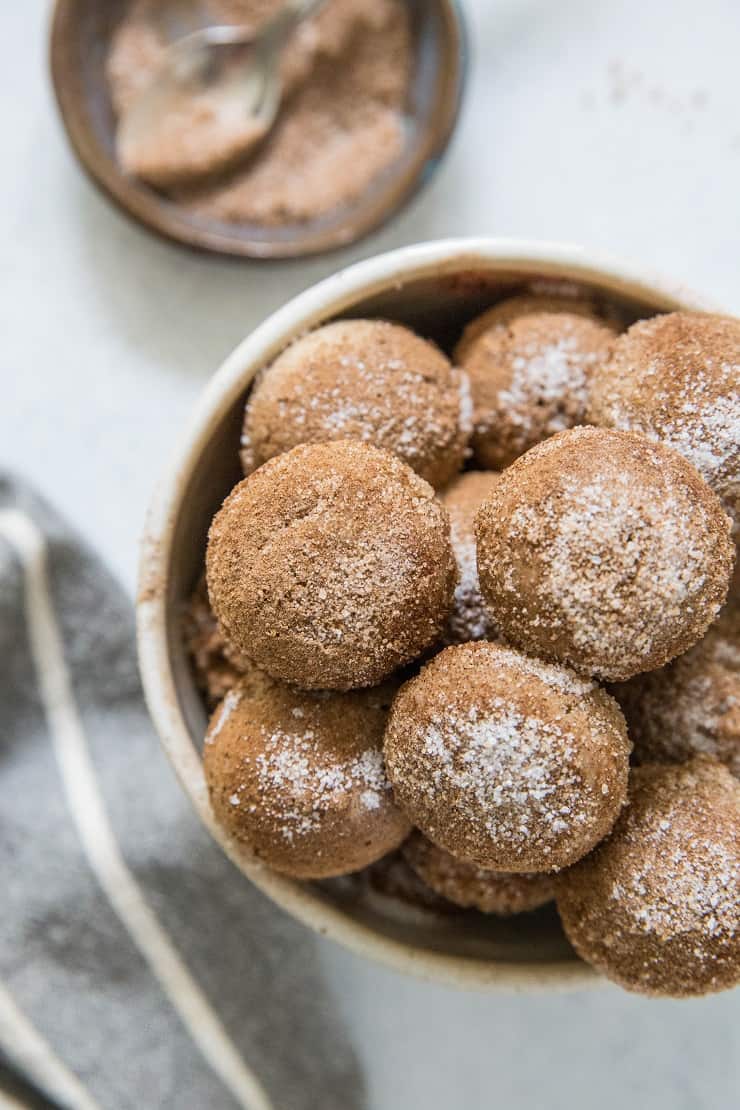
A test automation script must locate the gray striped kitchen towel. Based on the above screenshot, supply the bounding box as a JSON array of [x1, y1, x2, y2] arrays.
[[0, 475, 364, 1110]]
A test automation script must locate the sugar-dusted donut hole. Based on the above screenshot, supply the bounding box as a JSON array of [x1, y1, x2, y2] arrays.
[[206, 440, 456, 691], [440, 470, 502, 645], [383, 642, 631, 872], [556, 758, 740, 998], [402, 832, 555, 915], [587, 311, 740, 535], [475, 426, 734, 681], [456, 294, 616, 469], [241, 319, 471, 489], [204, 666, 410, 880]]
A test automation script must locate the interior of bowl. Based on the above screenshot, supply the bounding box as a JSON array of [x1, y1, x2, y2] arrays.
[[50, 0, 466, 258], [147, 249, 699, 985]]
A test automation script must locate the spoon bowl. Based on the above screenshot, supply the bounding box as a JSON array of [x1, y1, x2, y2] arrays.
[[117, 1, 327, 187], [116, 26, 280, 186]]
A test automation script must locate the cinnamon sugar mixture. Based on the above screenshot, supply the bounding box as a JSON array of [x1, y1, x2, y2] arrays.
[[107, 0, 412, 224]]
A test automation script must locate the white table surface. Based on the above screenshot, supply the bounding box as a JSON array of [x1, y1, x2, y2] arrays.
[[3, 1, 739, 1106]]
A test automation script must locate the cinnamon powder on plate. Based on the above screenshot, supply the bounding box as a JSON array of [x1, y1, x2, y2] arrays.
[[107, 0, 412, 225]]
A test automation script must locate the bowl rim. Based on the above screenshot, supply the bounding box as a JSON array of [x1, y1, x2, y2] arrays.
[[49, 0, 469, 260], [136, 237, 717, 991]]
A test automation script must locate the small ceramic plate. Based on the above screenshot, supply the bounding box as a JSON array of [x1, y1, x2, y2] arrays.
[[50, 0, 467, 259], [137, 238, 715, 991]]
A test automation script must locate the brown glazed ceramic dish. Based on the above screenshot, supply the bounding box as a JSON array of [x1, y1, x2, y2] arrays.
[[50, 0, 467, 259]]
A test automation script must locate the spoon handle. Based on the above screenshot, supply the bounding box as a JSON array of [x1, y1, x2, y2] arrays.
[[262, 0, 329, 49], [282, 0, 329, 21]]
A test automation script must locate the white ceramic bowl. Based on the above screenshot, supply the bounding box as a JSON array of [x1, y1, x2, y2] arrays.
[[137, 238, 712, 991]]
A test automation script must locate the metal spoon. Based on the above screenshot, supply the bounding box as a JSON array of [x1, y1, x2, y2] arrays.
[[117, 0, 327, 188]]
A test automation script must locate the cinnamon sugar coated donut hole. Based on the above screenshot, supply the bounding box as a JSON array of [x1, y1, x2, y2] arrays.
[[402, 832, 555, 915], [383, 643, 631, 872], [357, 851, 457, 915], [455, 295, 616, 469], [241, 320, 471, 489], [206, 440, 456, 690], [454, 294, 605, 362], [440, 471, 502, 644], [613, 599, 740, 778], [475, 426, 734, 681], [556, 758, 740, 997], [587, 312, 740, 533], [203, 668, 410, 879], [182, 576, 245, 710]]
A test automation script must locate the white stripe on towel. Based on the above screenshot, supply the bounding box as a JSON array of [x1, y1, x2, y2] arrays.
[[0, 511, 273, 1110], [0, 980, 101, 1110]]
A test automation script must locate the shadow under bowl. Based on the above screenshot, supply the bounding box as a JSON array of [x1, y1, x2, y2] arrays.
[[137, 237, 714, 990], [50, 0, 467, 259]]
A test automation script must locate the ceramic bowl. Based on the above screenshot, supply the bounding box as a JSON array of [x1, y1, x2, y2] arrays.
[[50, 0, 467, 259], [137, 238, 712, 989]]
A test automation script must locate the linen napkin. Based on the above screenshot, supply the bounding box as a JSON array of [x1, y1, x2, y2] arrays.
[[0, 475, 364, 1110]]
